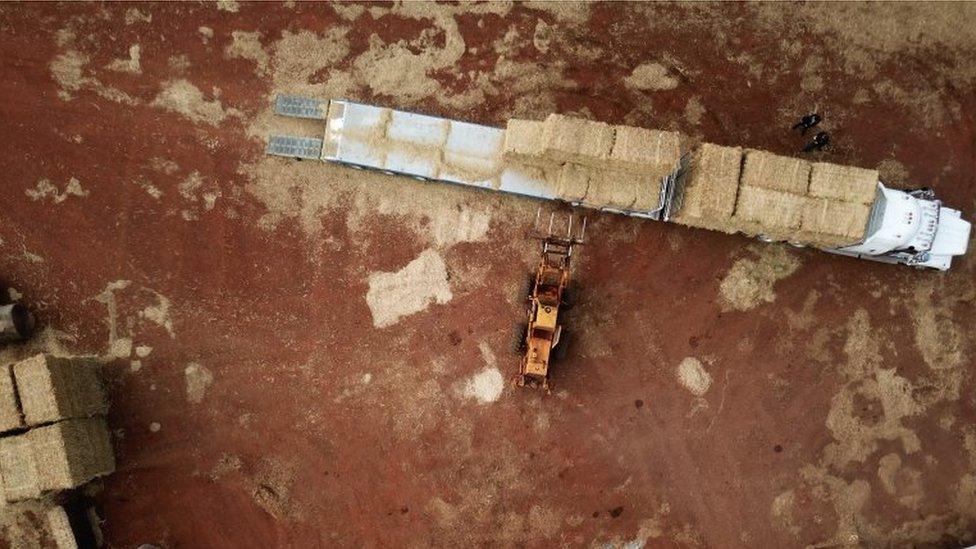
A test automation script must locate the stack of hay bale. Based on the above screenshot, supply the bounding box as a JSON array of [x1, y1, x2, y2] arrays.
[[0, 353, 114, 539], [672, 147, 877, 247], [502, 114, 684, 212]]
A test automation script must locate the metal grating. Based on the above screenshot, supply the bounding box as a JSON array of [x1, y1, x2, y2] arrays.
[[266, 135, 323, 159], [274, 95, 328, 120]]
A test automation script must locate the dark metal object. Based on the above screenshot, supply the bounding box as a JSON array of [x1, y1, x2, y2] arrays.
[[792, 113, 822, 134], [0, 303, 34, 342], [803, 131, 830, 152]]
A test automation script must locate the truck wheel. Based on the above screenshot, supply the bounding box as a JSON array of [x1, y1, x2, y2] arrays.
[[523, 274, 537, 299], [551, 330, 570, 361], [514, 323, 528, 353], [561, 282, 579, 310]]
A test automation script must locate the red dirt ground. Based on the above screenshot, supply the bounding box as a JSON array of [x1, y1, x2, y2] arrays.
[[1, 2, 975, 547]]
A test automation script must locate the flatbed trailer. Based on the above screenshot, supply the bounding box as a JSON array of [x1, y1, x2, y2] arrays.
[[266, 96, 971, 271]]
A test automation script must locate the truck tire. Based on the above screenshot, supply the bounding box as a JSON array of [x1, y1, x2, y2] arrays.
[[551, 330, 570, 361], [514, 323, 528, 353], [561, 282, 579, 311]]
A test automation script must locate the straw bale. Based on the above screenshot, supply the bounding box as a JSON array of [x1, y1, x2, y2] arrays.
[[556, 163, 590, 202], [608, 125, 682, 174], [0, 363, 22, 433], [0, 435, 40, 501], [542, 114, 614, 165], [733, 186, 805, 229], [801, 197, 871, 244], [809, 162, 878, 204], [502, 119, 546, 163], [12, 355, 107, 427], [29, 418, 115, 491], [741, 149, 810, 195]]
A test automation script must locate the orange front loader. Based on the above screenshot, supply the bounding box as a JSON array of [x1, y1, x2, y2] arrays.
[[515, 211, 585, 392]]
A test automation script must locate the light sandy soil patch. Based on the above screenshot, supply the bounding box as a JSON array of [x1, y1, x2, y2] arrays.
[[225, 31, 269, 76], [50, 50, 138, 104], [124, 8, 151, 25], [26, 178, 88, 203], [624, 62, 679, 91], [151, 79, 241, 126], [461, 342, 504, 404], [92, 279, 134, 359], [677, 357, 711, 396], [106, 44, 141, 74], [365, 249, 452, 328], [139, 291, 175, 338], [184, 362, 213, 404]]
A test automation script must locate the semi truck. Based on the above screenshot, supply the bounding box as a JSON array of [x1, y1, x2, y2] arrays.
[[265, 96, 971, 271]]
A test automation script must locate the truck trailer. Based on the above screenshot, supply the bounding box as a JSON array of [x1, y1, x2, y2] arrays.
[[266, 96, 971, 271]]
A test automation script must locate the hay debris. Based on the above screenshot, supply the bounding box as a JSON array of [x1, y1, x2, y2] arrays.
[[809, 162, 879, 204], [741, 149, 811, 195], [733, 186, 805, 230]]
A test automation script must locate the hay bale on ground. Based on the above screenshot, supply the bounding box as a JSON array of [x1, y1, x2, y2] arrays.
[[801, 197, 871, 245], [809, 162, 878, 204], [733, 186, 805, 230], [12, 355, 107, 427], [46, 506, 78, 549], [29, 417, 115, 491], [0, 362, 23, 433], [556, 163, 590, 202], [0, 435, 41, 501], [502, 119, 546, 164], [608, 125, 682, 174], [741, 149, 811, 195], [542, 114, 614, 165]]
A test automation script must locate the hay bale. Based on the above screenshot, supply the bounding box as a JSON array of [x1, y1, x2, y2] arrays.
[[631, 178, 664, 211], [809, 162, 878, 204], [502, 119, 546, 163], [608, 125, 682, 175], [801, 198, 871, 245], [583, 170, 646, 209], [0, 362, 23, 433], [794, 231, 859, 248], [733, 186, 805, 230], [0, 435, 41, 501], [46, 506, 78, 549], [677, 143, 743, 220], [12, 355, 107, 427], [556, 163, 590, 202], [29, 417, 115, 491], [741, 149, 811, 195], [670, 212, 738, 234], [541, 114, 614, 165]]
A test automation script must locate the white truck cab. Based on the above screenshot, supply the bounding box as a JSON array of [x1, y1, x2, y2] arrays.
[[831, 184, 972, 270]]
